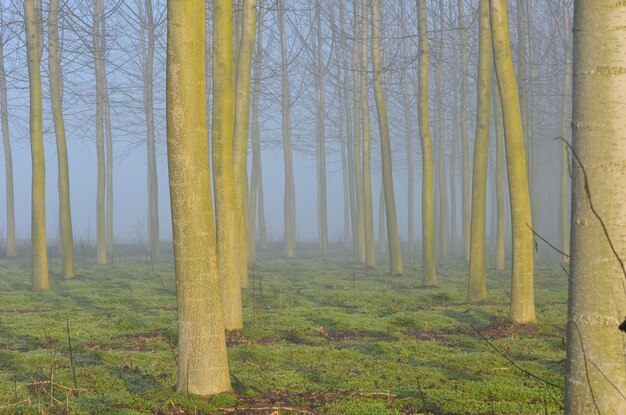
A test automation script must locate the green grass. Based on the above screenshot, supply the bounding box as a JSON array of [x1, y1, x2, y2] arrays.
[[0, 248, 567, 414]]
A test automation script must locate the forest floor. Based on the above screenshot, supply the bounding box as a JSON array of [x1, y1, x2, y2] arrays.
[[0, 247, 567, 414]]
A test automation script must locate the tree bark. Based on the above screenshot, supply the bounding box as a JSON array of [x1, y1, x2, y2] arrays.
[[166, 0, 231, 395], [566, 3, 626, 412], [49, 0, 75, 278], [212, 0, 243, 330], [459, 0, 470, 261], [468, 0, 492, 303], [24, 0, 49, 291], [417, 0, 436, 285], [93, 0, 107, 264], [0, 4, 16, 258], [371, 0, 402, 275], [315, 0, 328, 256], [233, 0, 256, 285], [489, 0, 535, 323], [278, 0, 296, 258]]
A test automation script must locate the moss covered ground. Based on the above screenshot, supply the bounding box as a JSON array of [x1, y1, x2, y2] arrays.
[[0, 247, 567, 414]]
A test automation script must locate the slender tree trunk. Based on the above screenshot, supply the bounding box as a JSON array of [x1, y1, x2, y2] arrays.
[[378, 187, 386, 256], [315, 0, 328, 256], [48, 0, 75, 278], [361, 0, 376, 267], [449, 125, 457, 252], [233, 0, 256, 286], [559, 0, 571, 262], [102, 10, 114, 259], [140, 0, 161, 264], [400, 11, 414, 259], [352, 0, 365, 264], [166, 0, 231, 394], [489, 0, 535, 324], [468, 0, 492, 303], [340, 94, 351, 250], [248, 0, 264, 262], [93, 0, 107, 265], [494, 85, 505, 271], [371, 0, 402, 275], [213, 0, 243, 330], [459, 0, 470, 261], [278, 0, 296, 258], [566, 2, 626, 411], [417, 0, 436, 285], [24, 0, 49, 291], [0, 5, 16, 258], [436, 0, 448, 262], [515, 0, 530, 178]]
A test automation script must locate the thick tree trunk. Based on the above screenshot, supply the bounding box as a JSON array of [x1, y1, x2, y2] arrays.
[[24, 0, 49, 291], [0, 6, 16, 258], [489, 0, 535, 324], [166, 0, 231, 395], [468, 0, 492, 303], [417, 0, 436, 285], [212, 0, 243, 330], [566, 3, 626, 412], [48, 0, 75, 278], [371, 0, 402, 275]]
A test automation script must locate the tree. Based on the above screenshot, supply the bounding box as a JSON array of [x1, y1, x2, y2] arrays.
[[458, 0, 470, 261], [278, 0, 296, 258], [371, 0, 402, 275], [212, 0, 243, 330], [233, 0, 256, 284], [565, 1, 626, 412], [24, 0, 49, 291], [135, 0, 161, 263], [49, 0, 76, 279], [489, 0, 535, 323], [166, 0, 231, 395], [361, 0, 376, 267], [93, 0, 107, 264], [417, 0, 436, 286], [0, 2, 16, 258], [468, 0, 492, 302]]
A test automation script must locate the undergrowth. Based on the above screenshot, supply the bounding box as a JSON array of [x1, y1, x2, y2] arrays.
[[0, 247, 567, 414]]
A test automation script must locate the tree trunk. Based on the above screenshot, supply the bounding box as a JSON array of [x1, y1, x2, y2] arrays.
[[559, 0, 571, 262], [378, 187, 386, 256], [24, 0, 49, 291], [166, 0, 231, 395], [494, 85, 505, 271], [315, 0, 329, 256], [468, 0, 492, 303], [371, 0, 402, 275], [48, 0, 75, 278], [489, 0, 535, 324], [417, 0, 436, 285], [212, 0, 243, 330], [361, 0, 375, 267], [102, 10, 114, 260], [566, 3, 626, 411], [459, 0, 470, 261], [248, 0, 264, 262], [352, 0, 366, 264], [0, 4, 16, 258], [278, 0, 296, 258], [93, 0, 107, 265], [233, 0, 256, 286], [436, 0, 448, 262]]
